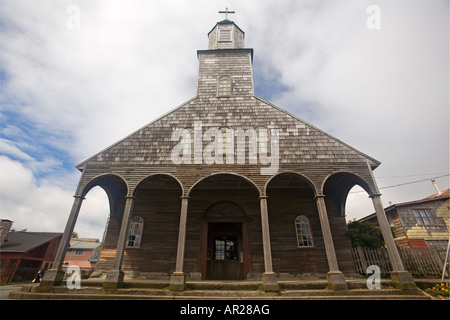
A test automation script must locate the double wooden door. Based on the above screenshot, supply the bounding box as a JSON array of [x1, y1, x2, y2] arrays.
[[211, 235, 239, 280], [205, 222, 246, 280]]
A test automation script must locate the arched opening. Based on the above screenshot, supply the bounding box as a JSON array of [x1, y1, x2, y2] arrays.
[[188, 173, 259, 280], [77, 174, 128, 276], [265, 172, 327, 275], [67, 186, 109, 276], [345, 185, 376, 223], [322, 171, 373, 273], [76, 186, 110, 240], [322, 171, 372, 218], [120, 174, 183, 276]]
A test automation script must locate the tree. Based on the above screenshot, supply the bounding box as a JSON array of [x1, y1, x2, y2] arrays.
[[347, 221, 384, 248], [71, 232, 78, 238]]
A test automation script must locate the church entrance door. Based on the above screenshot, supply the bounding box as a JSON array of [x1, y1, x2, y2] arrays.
[[208, 223, 241, 280], [198, 201, 251, 280]]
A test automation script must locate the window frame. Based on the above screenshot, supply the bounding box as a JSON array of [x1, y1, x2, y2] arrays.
[[295, 215, 314, 248], [412, 209, 436, 226]]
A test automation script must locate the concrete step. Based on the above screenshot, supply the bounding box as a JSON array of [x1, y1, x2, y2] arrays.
[[8, 278, 433, 300], [8, 284, 432, 300], [9, 290, 430, 300]]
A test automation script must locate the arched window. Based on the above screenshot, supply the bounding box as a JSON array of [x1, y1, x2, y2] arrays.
[[127, 216, 144, 247], [218, 76, 232, 97], [295, 215, 313, 247]]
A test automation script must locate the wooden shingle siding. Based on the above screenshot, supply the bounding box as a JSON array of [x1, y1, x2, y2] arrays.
[[76, 95, 377, 172]]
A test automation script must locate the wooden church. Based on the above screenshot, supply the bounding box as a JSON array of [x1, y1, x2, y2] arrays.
[[43, 12, 416, 292]]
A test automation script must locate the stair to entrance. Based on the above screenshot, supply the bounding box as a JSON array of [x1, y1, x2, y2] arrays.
[[9, 278, 432, 300]]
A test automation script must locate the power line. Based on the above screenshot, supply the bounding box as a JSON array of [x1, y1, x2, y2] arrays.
[[349, 173, 449, 194], [376, 172, 449, 179]]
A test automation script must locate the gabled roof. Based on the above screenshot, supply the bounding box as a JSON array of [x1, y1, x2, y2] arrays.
[[76, 95, 380, 170], [0, 232, 62, 253]]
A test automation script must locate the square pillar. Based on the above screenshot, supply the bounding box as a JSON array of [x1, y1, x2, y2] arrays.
[[390, 271, 418, 292], [104, 270, 125, 290], [262, 272, 279, 292], [326, 271, 348, 291], [170, 272, 187, 291]]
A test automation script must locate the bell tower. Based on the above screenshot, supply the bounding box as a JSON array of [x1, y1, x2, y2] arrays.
[[208, 22, 245, 50], [197, 9, 254, 99], [208, 8, 244, 49]]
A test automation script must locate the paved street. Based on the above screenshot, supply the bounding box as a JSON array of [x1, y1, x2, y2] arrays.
[[0, 285, 24, 300]]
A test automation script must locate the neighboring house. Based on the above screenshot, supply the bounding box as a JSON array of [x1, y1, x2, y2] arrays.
[[0, 220, 62, 283], [358, 189, 449, 249], [63, 238, 101, 276]]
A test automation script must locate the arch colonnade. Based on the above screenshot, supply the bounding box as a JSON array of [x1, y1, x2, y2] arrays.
[[41, 162, 416, 292]]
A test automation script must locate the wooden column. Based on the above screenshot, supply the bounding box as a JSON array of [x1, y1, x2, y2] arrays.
[[259, 195, 278, 292], [170, 196, 189, 291], [315, 194, 347, 290], [370, 194, 405, 271], [40, 195, 84, 288], [104, 195, 135, 289], [315, 195, 340, 271], [366, 161, 417, 292]]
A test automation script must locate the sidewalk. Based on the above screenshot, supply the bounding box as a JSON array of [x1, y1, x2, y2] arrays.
[[0, 284, 24, 300]]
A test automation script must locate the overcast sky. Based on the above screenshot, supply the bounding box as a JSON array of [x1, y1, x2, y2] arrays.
[[1, 0, 448, 239]]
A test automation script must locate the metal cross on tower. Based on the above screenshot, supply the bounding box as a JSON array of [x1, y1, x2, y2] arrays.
[[219, 7, 235, 20]]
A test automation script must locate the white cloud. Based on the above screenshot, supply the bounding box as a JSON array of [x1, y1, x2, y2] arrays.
[[0, 156, 109, 239], [0, 156, 72, 232], [0, 138, 34, 161]]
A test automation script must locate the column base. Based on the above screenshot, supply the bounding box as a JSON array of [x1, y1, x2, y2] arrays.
[[262, 272, 279, 292], [103, 270, 124, 289], [170, 272, 187, 291], [326, 271, 348, 291], [390, 271, 417, 293], [38, 269, 65, 292]]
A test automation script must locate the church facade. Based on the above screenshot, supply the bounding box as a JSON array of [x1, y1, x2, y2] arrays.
[[42, 16, 416, 292]]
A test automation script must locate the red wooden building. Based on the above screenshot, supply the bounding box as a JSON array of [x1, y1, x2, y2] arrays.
[[0, 220, 62, 283]]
